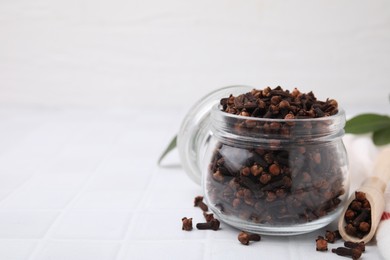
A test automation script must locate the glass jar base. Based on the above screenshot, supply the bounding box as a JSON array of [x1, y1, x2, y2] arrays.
[[212, 207, 343, 236]]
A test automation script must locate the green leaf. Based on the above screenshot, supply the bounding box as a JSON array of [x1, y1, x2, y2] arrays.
[[345, 113, 390, 134], [157, 135, 177, 165], [373, 127, 390, 146]]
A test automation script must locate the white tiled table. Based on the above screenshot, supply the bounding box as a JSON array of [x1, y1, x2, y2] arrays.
[[0, 107, 384, 259]]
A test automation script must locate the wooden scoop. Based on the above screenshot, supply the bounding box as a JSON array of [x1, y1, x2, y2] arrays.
[[338, 147, 390, 243]]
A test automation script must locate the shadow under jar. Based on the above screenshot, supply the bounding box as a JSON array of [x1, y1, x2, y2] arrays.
[[177, 86, 349, 235]]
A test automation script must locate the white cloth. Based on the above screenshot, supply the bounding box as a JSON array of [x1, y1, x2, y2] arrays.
[[343, 135, 390, 260], [377, 199, 390, 260]]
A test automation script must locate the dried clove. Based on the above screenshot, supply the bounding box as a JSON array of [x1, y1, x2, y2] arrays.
[[196, 219, 220, 231], [194, 196, 208, 212], [316, 236, 328, 251], [325, 230, 341, 243], [203, 212, 215, 222], [344, 241, 365, 252], [181, 217, 193, 231], [331, 247, 362, 260], [238, 231, 261, 245]]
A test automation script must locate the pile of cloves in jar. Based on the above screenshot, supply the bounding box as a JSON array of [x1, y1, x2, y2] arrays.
[[207, 86, 345, 225], [182, 195, 261, 246], [344, 191, 372, 239], [220, 86, 338, 119], [316, 229, 366, 260]]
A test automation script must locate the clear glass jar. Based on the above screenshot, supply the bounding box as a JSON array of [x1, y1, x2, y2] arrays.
[[177, 85, 349, 235]]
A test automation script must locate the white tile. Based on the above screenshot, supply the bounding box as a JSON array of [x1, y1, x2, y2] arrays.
[[0, 240, 38, 260], [209, 239, 291, 260], [86, 171, 151, 191], [60, 144, 112, 160], [5, 139, 62, 159], [52, 211, 131, 240], [96, 156, 150, 174], [0, 120, 43, 158], [72, 191, 142, 210], [107, 146, 150, 162], [1, 189, 77, 209], [22, 173, 90, 190], [142, 186, 202, 210], [35, 241, 120, 260], [127, 210, 206, 240], [0, 157, 44, 173], [0, 173, 33, 190], [0, 190, 11, 202], [204, 222, 241, 240], [0, 210, 59, 238], [41, 156, 103, 174], [70, 123, 124, 146], [148, 167, 199, 191], [119, 241, 203, 260]]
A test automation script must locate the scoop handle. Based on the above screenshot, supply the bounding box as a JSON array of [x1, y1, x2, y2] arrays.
[[338, 147, 390, 244]]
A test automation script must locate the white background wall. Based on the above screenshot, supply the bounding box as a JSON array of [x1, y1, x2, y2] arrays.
[[1, 0, 390, 112]]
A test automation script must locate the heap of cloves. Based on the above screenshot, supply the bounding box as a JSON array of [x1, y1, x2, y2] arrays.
[[316, 230, 342, 251], [344, 191, 371, 239], [183, 195, 261, 246], [220, 86, 338, 119], [182, 196, 220, 231], [207, 86, 346, 226], [315, 229, 365, 260]]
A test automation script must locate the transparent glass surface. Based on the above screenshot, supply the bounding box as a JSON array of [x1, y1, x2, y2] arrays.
[[178, 86, 349, 235]]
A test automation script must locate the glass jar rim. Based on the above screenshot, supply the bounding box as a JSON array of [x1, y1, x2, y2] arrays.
[[177, 85, 254, 185], [211, 103, 346, 123], [177, 85, 347, 185], [210, 104, 346, 145]]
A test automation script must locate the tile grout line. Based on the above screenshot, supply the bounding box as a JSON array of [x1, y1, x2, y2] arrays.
[[202, 229, 211, 260], [113, 163, 158, 260], [0, 153, 64, 209], [0, 175, 36, 208], [0, 116, 83, 208], [27, 129, 124, 259]]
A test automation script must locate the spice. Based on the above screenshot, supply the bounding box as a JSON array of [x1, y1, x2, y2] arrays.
[[182, 217, 193, 231], [238, 231, 261, 245], [343, 191, 371, 239], [206, 86, 345, 225], [316, 236, 328, 251], [331, 247, 362, 260], [194, 196, 208, 212], [220, 86, 338, 119], [203, 212, 215, 222], [315, 234, 366, 258], [344, 241, 365, 252], [196, 219, 220, 231], [325, 230, 341, 243]]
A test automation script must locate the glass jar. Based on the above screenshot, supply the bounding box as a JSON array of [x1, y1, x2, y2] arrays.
[[177, 85, 349, 235]]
